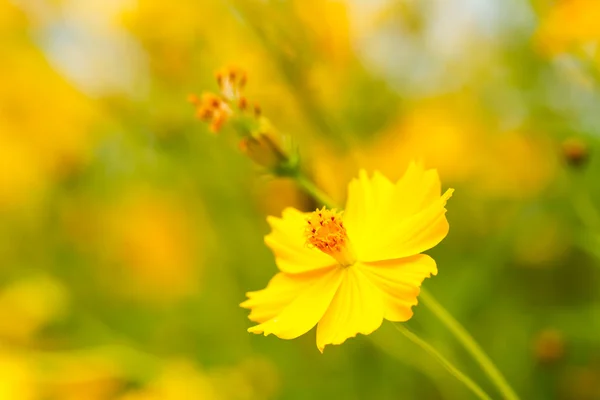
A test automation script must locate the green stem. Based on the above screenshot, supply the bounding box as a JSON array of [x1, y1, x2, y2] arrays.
[[572, 183, 600, 233], [420, 289, 520, 400], [295, 172, 337, 209], [393, 323, 492, 400]]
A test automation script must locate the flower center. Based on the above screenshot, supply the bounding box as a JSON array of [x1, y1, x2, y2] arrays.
[[305, 207, 357, 267]]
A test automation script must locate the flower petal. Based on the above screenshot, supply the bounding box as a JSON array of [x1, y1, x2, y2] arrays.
[[344, 163, 453, 261], [265, 207, 337, 274], [358, 254, 437, 321], [246, 267, 344, 340], [241, 267, 335, 324], [343, 170, 394, 249], [316, 266, 385, 352], [364, 188, 453, 261]]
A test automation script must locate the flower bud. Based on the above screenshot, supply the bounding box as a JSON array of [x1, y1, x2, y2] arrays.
[[533, 329, 565, 365], [562, 137, 589, 168], [239, 128, 288, 170]]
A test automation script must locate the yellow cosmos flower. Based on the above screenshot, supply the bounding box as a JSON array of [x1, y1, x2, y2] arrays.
[[241, 162, 453, 352]]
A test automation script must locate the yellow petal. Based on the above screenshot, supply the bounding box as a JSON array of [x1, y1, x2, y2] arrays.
[[344, 163, 453, 261], [343, 170, 394, 248], [366, 188, 452, 261], [241, 267, 335, 324], [316, 266, 385, 352], [265, 207, 338, 273], [358, 255, 437, 321], [247, 267, 344, 340], [387, 162, 442, 221]]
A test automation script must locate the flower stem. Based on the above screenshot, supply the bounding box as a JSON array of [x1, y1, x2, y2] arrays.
[[420, 289, 520, 400], [295, 172, 337, 209], [393, 323, 492, 400]]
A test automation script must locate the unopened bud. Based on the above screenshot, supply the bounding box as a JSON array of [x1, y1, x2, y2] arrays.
[[559, 367, 600, 400], [239, 130, 287, 170], [533, 329, 565, 365], [562, 137, 589, 168]]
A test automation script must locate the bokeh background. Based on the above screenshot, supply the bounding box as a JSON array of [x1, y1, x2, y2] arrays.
[[1, 0, 600, 398]]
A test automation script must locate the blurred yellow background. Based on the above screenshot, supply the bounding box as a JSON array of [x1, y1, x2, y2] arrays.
[[1, 0, 600, 398]]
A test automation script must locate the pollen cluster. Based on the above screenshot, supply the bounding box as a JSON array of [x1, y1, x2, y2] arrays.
[[188, 93, 232, 133], [189, 67, 262, 133], [216, 66, 247, 102], [305, 207, 356, 266]]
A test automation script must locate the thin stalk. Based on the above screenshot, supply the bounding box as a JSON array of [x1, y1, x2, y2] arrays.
[[420, 289, 520, 400], [571, 174, 600, 233], [572, 187, 600, 264], [295, 172, 337, 209], [393, 323, 492, 400]]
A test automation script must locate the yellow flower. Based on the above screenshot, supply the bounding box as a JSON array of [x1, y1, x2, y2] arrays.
[[535, 0, 600, 55], [242, 163, 453, 352], [100, 189, 200, 303]]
